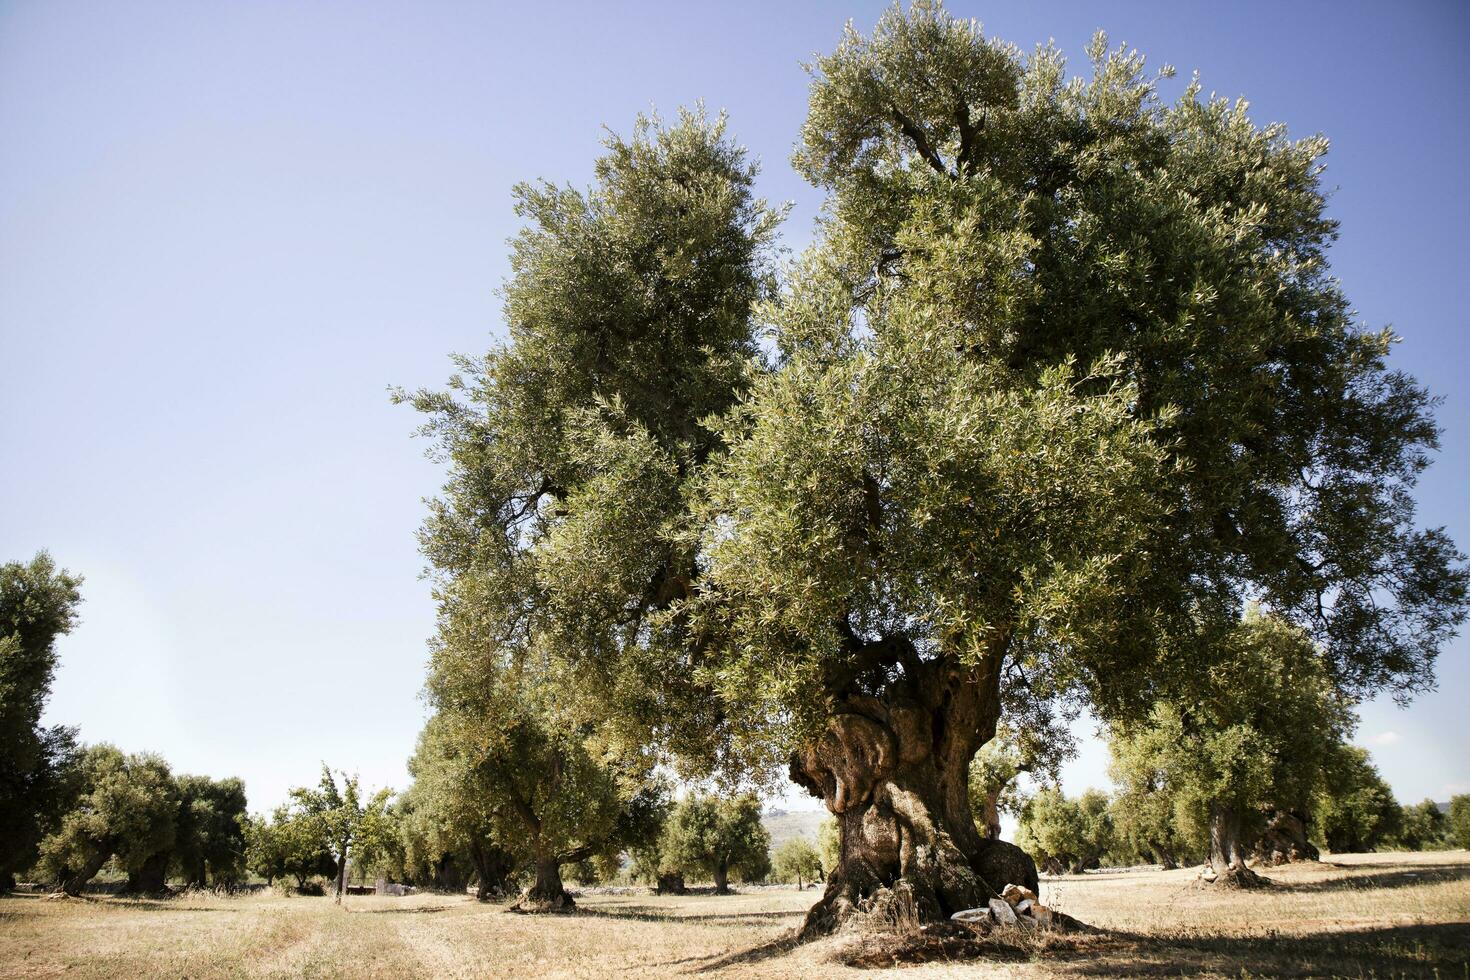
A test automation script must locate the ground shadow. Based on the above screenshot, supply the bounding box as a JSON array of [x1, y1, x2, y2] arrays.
[[1044, 921, 1470, 978], [1277, 862, 1470, 894], [577, 903, 799, 926]]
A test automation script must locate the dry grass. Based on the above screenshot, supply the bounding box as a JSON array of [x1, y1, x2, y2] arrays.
[[2, 850, 1467, 978]]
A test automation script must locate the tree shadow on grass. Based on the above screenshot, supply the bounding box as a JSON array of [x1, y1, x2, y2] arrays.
[[1275, 862, 1470, 894], [1044, 922, 1470, 978], [576, 903, 799, 926]]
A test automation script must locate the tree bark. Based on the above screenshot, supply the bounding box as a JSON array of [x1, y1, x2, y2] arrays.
[[713, 859, 730, 895], [981, 789, 1002, 841], [513, 855, 574, 912], [790, 657, 1038, 936], [57, 848, 111, 897], [1253, 810, 1319, 866], [334, 846, 348, 904], [1205, 804, 1268, 887], [469, 841, 516, 900], [125, 851, 170, 894]]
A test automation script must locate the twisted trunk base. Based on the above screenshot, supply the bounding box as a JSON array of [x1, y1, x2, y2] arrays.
[[470, 842, 517, 900], [125, 851, 170, 894], [511, 858, 573, 912], [791, 674, 1037, 938], [1253, 810, 1319, 866], [1203, 805, 1269, 888]]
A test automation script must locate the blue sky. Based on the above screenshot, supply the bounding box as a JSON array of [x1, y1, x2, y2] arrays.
[[2, 0, 1466, 815]]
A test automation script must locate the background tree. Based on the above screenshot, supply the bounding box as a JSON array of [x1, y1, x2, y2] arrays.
[[397, 715, 521, 898], [1314, 747, 1402, 854], [37, 745, 177, 895], [772, 837, 824, 889], [1447, 795, 1470, 849], [660, 793, 771, 893], [0, 553, 83, 891], [817, 817, 840, 878], [417, 677, 666, 911], [1395, 799, 1447, 851], [1016, 787, 1115, 875], [172, 775, 249, 888], [1109, 612, 1353, 885], [288, 767, 392, 904], [969, 712, 1075, 840], [1107, 743, 1204, 870]]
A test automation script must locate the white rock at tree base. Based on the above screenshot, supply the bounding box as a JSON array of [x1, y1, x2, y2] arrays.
[[1016, 898, 1033, 914], [988, 897, 1018, 926], [950, 907, 992, 924]]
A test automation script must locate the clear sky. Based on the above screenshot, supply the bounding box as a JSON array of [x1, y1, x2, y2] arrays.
[[3, 0, 1467, 816]]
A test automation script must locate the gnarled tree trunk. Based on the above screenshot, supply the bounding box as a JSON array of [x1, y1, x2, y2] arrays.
[[125, 851, 170, 894], [56, 847, 111, 897], [713, 860, 730, 895], [514, 856, 573, 911], [1253, 810, 1319, 866], [1204, 804, 1267, 887], [470, 841, 516, 900], [981, 789, 1002, 840], [791, 658, 1037, 937]]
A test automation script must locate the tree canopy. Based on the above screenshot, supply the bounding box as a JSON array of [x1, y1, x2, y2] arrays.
[[404, 0, 1465, 932], [0, 553, 83, 889]]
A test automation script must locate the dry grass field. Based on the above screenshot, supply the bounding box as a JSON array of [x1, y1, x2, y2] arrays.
[[2, 850, 1466, 979]]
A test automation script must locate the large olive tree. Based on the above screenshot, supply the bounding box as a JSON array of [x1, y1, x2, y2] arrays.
[[689, 2, 1462, 931], [406, 3, 1464, 936]]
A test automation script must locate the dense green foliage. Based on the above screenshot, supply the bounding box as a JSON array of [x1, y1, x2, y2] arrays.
[[0, 553, 83, 888], [1449, 796, 1470, 849], [245, 806, 336, 889], [1108, 611, 1353, 879], [37, 745, 179, 894], [1314, 747, 1402, 854], [1016, 787, 1114, 874], [660, 793, 771, 892], [1395, 799, 1449, 852]]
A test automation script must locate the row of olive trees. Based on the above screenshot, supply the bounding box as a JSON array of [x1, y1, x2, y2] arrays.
[[399, 0, 1466, 934], [1015, 779, 1470, 877], [0, 553, 251, 896]]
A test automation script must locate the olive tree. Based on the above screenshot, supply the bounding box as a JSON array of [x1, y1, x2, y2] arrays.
[[1016, 787, 1115, 875], [1314, 747, 1401, 854], [772, 837, 825, 889], [695, 2, 1463, 929], [288, 767, 393, 904], [37, 745, 178, 895], [0, 553, 83, 890], [405, 2, 1464, 935], [661, 793, 770, 893], [1108, 612, 1353, 885]]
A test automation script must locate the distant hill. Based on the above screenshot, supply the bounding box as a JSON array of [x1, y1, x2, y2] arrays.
[[763, 808, 827, 851]]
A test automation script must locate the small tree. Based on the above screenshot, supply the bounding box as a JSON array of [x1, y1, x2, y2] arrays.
[[661, 793, 771, 894], [817, 817, 840, 877], [288, 767, 392, 904], [772, 838, 824, 889], [0, 553, 83, 891]]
